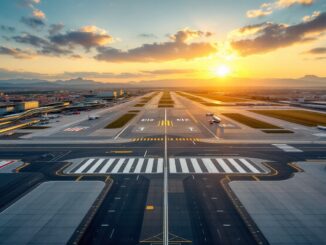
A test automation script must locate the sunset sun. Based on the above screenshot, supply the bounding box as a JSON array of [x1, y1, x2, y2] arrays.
[[214, 64, 231, 78]]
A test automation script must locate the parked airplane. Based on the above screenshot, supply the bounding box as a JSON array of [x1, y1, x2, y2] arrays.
[[89, 115, 100, 120], [317, 125, 326, 130]]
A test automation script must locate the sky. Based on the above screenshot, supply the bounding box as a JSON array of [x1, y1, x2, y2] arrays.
[[0, 0, 325, 83]]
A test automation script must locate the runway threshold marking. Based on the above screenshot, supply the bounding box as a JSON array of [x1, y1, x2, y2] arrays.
[[132, 137, 200, 142], [158, 120, 173, 127], [66, 157, 268, 175]]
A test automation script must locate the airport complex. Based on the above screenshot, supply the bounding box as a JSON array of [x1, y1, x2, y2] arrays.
[[0, 90, 326, 245], [1, 0, 326, 244]]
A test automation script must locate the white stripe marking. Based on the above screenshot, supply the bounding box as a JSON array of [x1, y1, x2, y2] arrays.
[[87, 158, 105, 173], [202, 158, 218, 173], [145, 158, 154, 173], [111, 158, 125, 173], [190, 158, 202, 173], [134, 158, 144, 173], [157, 158, 163, 173], [228, 158, 246, 173], [169, 158, 177, 173], [216, 158, 232, 173], [180, 158, 189, 173], [123, 158, 135, 173], [99, 159, 115, 173], [239, 158, 260, 173], [75, 158, 95, 173]]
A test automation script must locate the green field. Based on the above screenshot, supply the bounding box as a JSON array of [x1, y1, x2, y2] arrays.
[[222, 113, 282, 129], [195, 93, 250, 102], [105, 113, 137, 128], [250, 110, 326, 127], [134, 103, 145, 107]]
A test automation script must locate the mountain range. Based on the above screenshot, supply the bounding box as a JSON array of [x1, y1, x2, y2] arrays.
[[0, 75, 325, 90]]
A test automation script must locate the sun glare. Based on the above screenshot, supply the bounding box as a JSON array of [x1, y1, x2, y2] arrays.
[[214, 64, 231, 78]]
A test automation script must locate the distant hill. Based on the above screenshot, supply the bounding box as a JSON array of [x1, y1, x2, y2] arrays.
[[0, 77, 128, 90], [0, 75, 325, 90]]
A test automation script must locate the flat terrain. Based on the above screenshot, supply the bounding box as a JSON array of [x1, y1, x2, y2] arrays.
[[0, 90, 325, 245]]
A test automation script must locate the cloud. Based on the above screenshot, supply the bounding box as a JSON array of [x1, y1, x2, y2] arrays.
[[70, 54, 82, 59], [32, 9, 45, 19], [304, 47, 326, 54], [0, 67, 197, 80], [138, 33, 157, 38], [50, 25, 113, 50], [48, 23, 65, 35], [231, 12, 326, 56], [0, 68, 144, 80], [247, 4, 273, 18], [276, 0, 313, 8], [12, 33, 72, 56], [303, 11, 320, 22], [0, 68, 50, 79], [170, 29, 213, 42], [0, 46, 33, 59], [20, 0, 41, 8], [21, 16, 45, 29], [95, 28, 217, 62], [0, 25, 15, 32], [247, 0, 314, 18], [13, 33, 48, 46], [141, 69, 194, 75]]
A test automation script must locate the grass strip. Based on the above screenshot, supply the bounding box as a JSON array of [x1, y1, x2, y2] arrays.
[[134, 103, 145, 107], [158, 105, 174, 108], [250, 110, 326, 127], [222, 113, 282, 129], [105, 113, 137, 128], [262, 129, 294, 134]]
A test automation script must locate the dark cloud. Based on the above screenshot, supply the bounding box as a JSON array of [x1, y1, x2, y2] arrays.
[[231, 12, 326, 55], [0, 68, 196, 80], [95, 29, 217, 62], [70, 54, 82, 59], [0, 68, 50, 79], [0, 46, 33, 59], [48, 23, 65, 35], [20, 16, 45, 29], [141, 69, 194, 75], [138, 33, 157, 38], [13, 33, 48, 46], [50, 26, 113, 50], [305, 47, 326, 54], [0, 25, 15, 32], [12, 33, 72, 56], [61, 71, 144, 79]]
